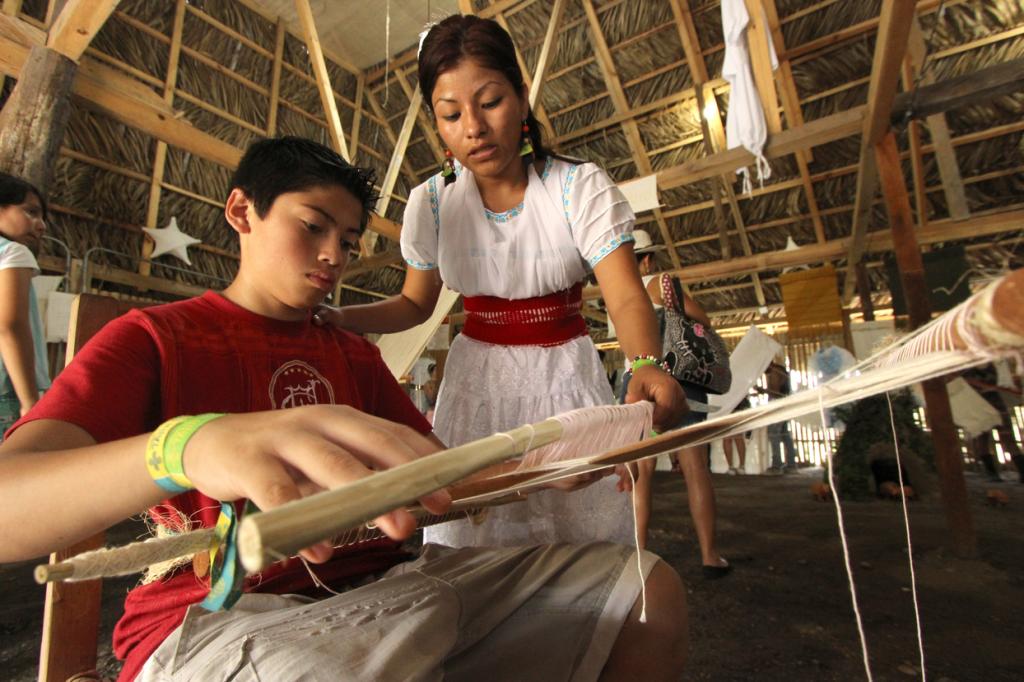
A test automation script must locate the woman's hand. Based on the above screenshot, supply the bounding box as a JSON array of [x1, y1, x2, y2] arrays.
[[624, 365, 686, 431], [312, 304, 347, 330], [183, 405, 450, 563]]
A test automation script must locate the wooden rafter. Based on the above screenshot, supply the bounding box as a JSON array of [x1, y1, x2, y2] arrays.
[[46, 0, 120, 61], [842, 0, 918, 302], [579, 207, 1024, 298], [363, 86, 420, 188], [761, 0, 826, 244], [349, 72, 365, 164], [580, 0, 683, 272], [294, 0, 349, 160], [670, 0, 765, 304], [742, 0, 782, 135], [395, 69, 443, 164], [904, 15, 969, 221], [139, 0, 185, 280], [266, 17, 285, 136], [527, 0, 568, 109]]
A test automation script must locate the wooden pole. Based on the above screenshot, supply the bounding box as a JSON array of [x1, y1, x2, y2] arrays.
[[0, 45, 75, 192], [854, 262, 875, 322], [875, 130, 976, 558]]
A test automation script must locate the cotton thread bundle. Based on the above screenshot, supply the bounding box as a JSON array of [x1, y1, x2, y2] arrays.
[[34, 529, 216, 584], [517, 401, 654, 471]]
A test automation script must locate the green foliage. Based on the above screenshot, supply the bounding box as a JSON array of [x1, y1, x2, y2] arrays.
[[829, 390, 934, 500]]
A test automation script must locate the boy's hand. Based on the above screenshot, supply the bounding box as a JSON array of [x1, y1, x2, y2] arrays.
[[182, 405, 450, 563]]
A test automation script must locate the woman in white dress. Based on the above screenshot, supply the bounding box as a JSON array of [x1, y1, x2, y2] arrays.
[[325, 15, 684, 548]]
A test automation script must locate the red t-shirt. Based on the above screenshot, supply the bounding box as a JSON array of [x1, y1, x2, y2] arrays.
[[12, 291, 432, 680]]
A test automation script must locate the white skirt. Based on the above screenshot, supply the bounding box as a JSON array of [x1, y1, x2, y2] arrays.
[[427, 333, 636, 548]]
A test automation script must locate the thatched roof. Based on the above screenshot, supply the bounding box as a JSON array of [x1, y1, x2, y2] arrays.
[[2, 0, 1021, 323]]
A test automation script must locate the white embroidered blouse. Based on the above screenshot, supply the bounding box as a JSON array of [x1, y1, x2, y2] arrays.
[[400, 157, 636, 299]]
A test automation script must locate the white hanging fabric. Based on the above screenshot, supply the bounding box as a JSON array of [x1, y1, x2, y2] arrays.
[[721, 0, 777, 194]]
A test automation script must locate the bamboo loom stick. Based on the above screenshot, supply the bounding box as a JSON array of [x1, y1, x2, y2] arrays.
[[237, 419, 564, 572], [34, 499, 523, 584]]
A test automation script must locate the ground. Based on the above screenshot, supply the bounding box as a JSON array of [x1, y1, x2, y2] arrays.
[[2, 468, 1022, 681]]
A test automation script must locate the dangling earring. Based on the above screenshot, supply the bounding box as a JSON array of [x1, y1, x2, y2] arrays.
[[441, 148, 456, 186], [519, 120, 534, 160]]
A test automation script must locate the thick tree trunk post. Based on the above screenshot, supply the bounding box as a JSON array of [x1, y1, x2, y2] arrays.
[[875, 131, 976, 558], [0, 45, 76, 193], [855, 262, 875, 322]]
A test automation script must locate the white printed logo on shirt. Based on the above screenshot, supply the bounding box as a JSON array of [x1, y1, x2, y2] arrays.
[[269, 360, 335, 409]]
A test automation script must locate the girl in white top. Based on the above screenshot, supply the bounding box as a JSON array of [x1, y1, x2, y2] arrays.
[[0, 173, 50, 438], [326, 15, 684, 547]]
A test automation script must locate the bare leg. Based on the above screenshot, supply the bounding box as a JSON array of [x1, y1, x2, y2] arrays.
[[634, 459, 655, 551], [601, 559, 688, 681], [723, 437, 736, 470], [736, 436, 747, 471], [680, 444, 725, 567]]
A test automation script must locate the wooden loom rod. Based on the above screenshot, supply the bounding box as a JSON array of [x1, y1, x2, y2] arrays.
[[237, 419, 564, 572]]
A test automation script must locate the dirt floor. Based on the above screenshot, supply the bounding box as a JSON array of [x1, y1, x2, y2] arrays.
[[3, 467, 1022, 681]]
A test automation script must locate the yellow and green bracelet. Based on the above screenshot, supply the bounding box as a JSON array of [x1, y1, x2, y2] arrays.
[[145, 413, 225, 494]]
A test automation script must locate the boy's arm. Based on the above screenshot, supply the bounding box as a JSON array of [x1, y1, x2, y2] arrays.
[[0, 267, 39, 414], [0, 405, 450, 563]]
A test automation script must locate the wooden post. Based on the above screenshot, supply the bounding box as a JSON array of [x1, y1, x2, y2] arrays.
[[854, 262, 875, 322], [875, 131, 976, 558], [0, 45, 76, 192]]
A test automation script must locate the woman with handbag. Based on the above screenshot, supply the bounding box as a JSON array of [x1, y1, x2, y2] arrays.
[[622, 229, 733, 579]]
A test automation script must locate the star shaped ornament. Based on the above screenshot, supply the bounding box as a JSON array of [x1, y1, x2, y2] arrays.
[[143, 216, 202, 266]]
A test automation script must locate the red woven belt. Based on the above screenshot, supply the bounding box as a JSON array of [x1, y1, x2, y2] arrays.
[[461, 282, 587, 347]]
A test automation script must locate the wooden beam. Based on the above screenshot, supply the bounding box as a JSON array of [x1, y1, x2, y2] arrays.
[[46, 0, 119, 61], [742, 0, 782, 135], [364, 86, 420, 187], [904, 15, 968, 221], [266, 17, 285, 136], [762, 0, 825, 243], [579, 207, 1024, 297], [842, 0, 918, 300], [294, 0, 349, 160], [581, 0, 683, 271], [342, 248, 403, 281], [349, 72, 365, 164], [527, 0, 567, 109], [875, 129, 976, 558], [2, 0, 23, 17], [395, 69, 442, 164], [140, 0, 185, 281]]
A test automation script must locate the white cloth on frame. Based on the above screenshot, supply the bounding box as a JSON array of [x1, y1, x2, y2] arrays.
[[401, 158, 639, 548], [721, 0, 777, 195], [939, 378, 1002, 438], [708, 325, 781, 415]]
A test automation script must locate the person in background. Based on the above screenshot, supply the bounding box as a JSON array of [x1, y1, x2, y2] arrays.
[[626, 229, 732, 579], [723, 395, 752, 474], [0, 173, 51, 440], [761, 361, 798, 473]]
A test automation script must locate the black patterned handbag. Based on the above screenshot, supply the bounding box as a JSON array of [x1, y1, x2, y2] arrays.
[[659, 274, 732, 395]]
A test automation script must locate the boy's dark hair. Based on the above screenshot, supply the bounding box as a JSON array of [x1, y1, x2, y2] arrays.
[[229, 137, 379, 232], [0, 172, 48, 222]]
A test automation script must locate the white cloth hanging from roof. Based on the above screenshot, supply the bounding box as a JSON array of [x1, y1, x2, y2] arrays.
[[721, 0, 777, 195]]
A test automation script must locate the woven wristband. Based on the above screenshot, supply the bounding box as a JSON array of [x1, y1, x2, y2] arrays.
[[145, 413, 226, 494], [629, 355, 669, 373]]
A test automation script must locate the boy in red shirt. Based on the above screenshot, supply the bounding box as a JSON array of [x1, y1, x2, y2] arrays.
[[0, 137, 686, 681]]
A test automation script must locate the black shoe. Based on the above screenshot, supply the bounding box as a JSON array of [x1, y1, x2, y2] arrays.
[[702, 561, 733, 580]]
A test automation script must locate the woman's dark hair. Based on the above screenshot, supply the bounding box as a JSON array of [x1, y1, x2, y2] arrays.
[[418, 15, 549, 162], [0, 172, 48, 221]]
